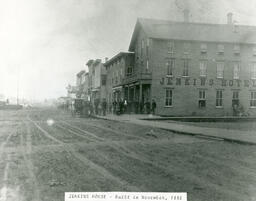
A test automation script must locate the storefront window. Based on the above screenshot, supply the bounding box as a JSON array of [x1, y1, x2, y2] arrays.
[[250, 91, 256, 107], [199, 90, 206, 108]]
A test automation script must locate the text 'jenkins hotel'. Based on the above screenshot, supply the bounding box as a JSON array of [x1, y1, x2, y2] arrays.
[[108, 11, 256, 116]]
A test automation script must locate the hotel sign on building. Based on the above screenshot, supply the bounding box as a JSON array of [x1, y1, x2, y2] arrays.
[[161, 77, 256, 88]]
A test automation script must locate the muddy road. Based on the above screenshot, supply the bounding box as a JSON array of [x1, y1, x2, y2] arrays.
[[0, 108, 255, 201]]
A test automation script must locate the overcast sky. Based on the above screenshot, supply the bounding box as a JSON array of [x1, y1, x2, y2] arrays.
[[0, 0, 256, 102]]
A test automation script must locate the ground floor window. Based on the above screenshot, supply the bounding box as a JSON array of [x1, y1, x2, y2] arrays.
[[198, 90, 206, 108], [165, 89, 172, 106], [250, 91, 256, 107], [232, 91, 239, 107], [216, 90, 223, 107]]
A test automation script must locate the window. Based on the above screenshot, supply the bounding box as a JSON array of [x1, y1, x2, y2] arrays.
[[199, 90, 206, 108], [216, 90, 223, 107], [250, 91, 256, 107], [165, 89, 173, 106], [182, 59, 189, 76], [101, 75, 107, 86], [253, 46, 256, 56], [232, 91, 239, 107], [217, 44, 224, 55], [127, 66, 133, 76], [141, 39, 144, 57], [146, 60, 149, 71], [166, 59, 175, 76], [233, 45, 240, 55], [200, 43, 207, 54], [168, 41, 175, 54], [199, 60, 207, 77], [233, 63, 240, 79], [184, 43, 190, 54], [251, 63, 256, 79], [216, 62, 224, 78], [146, 39, 150, 58]]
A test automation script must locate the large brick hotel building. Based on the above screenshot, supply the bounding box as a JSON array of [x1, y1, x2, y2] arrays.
[[112, 13, 256, 116]]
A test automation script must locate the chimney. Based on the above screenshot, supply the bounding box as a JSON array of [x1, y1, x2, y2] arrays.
[[105, 57, 108, 63], [183, 9, 189, 22], [227, 12, 233, 25]]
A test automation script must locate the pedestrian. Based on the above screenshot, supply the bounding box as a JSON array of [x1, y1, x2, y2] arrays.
[[119, 100, 124, 115], [124, 99, 128, 114], [102, 99, 107, 116], [151, 99, 157, 115], [145, 99, 151, 114]]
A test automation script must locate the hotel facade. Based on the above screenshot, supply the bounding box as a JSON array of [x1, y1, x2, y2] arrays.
[[120, 14, 256, 116]]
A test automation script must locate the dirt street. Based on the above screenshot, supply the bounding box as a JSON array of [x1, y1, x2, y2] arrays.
[[0, 108, 255, 201]]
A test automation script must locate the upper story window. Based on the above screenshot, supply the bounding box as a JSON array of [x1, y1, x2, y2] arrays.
[[146, 39, 150, 57], [253, 46, 256, 56], [182, 59, 189, 77], [251, 62, 256, 79], [101, 75, 106, 86], [146, 39, 150, 46], [146, 60, 149, 71], [200, 43, 207, 54], [250, 91, 256, 107], [233, 62, 240, 79], [141, 39, 145, 57], [216, 62, 224, 79], [183, 42, 191, 55], [233, 44, 240, 55], [166, 59, 175, 76], [217, 44, 224, 55], [126, 66, 133, 76], [168, 41, 175, 54], [199, 60, 207, 77]]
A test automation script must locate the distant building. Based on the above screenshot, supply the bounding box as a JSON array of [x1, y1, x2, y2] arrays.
[[86, 59, 107, 114], [126, 13, 256, 116], [104, 52, 134, 112]]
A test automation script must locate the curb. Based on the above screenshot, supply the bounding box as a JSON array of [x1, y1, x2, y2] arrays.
[[93, 115, 256, 146]]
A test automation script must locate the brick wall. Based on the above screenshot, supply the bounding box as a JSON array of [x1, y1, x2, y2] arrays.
[[148, 38, 256, 116]]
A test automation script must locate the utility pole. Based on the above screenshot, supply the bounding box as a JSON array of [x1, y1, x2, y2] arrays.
[[17, 65, 20, 105]]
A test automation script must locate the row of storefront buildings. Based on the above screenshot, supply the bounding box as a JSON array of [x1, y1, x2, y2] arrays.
[[68, 13, 256, 116]]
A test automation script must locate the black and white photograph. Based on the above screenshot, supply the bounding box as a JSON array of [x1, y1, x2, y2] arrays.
[[0, 0, 256, 200]]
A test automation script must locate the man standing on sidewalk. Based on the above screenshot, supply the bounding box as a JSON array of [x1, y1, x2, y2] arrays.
[[145, 99, 151, 114], [152, 99, 156, 115], [102, 99, 107, 116]]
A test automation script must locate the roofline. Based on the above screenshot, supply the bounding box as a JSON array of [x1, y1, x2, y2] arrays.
[[93, 59, 102, 66], [149, 37, 256, 45], [128, 19, 141, 51], [128, 17, 256, 51], [136, 17, 256, 28], [86, 59, 94, 66], [104, 52, 134, 66], [76, 70, 86, 77]]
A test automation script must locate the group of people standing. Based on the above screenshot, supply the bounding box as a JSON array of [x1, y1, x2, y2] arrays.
[[77, 98, 157, 117], [111, 98, 157, 115]]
